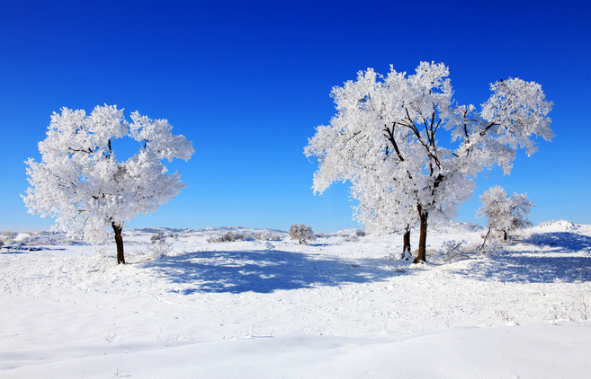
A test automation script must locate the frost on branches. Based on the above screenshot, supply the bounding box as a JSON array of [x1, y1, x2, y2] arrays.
[[23, 105, 194, 264], [305, 62, 553, 263], [477, 186, 534, 241], [289, 224, 316, 244]]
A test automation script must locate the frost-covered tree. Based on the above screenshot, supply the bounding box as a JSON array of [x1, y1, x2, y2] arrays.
[[23, 105, 194, 264], [305, 62, 553, 262], [351, 171, 417, 254], [289, 224, 316, 244], [477, 186, 534, 240]]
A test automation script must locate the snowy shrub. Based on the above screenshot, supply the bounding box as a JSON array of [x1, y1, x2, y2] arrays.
[[207, 229, 283, 243], [355, 230, 366, 237], [433, 240, 470, 262], [2, 231, 16, 239], [148, 232, 173, 258], [151, 232, 166, 244], [207, 231, 245, 243], [343, 233, 362, 242], [253, 230, 282, 241], [149, 240, 174, 259], [475, 229, 503, 255], [477, 186, 534, 241], [222, 231, 239, 242], [289, 224, 316, 244]]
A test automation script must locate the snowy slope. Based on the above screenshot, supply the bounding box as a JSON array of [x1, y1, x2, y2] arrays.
[[1, 222, 590, 378]]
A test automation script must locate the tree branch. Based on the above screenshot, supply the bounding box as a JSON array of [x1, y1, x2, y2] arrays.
[[383, 123, 405, 162]]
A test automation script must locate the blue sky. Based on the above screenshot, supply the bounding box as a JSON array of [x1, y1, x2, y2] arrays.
[[1, 0, 590, 232]]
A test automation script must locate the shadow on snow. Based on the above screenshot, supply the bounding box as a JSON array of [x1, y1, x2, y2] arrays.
[[453, 232, 591, 283], [141, 249, 400, 294], [520, 232, 591, 252]]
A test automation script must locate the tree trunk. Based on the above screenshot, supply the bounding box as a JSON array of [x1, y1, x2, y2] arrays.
[[402, 228, 411, 256], [112, 222, 125, 264], [415, 205, 428, 263], [503, 230, 507, 241]]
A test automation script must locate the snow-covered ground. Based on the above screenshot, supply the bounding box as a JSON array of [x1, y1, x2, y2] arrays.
[[1, 221, 590, 378]]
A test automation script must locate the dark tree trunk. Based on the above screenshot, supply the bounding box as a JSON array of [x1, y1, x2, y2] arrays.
[[402, 228, 411, 255], [480, 228, 491, 251], [415, 205, 428, 263], [112, 222, 125, 264], [503, 230, 507, 241]]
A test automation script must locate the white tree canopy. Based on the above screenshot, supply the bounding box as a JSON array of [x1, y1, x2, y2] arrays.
[[305, 62, 552, 261], [477, 186, 534, 237], [23, 105, 194, 244], [289, 224, 316, 244]]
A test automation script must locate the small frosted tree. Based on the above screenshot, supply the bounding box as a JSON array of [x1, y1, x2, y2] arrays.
[[23, 105, 194, 264], [289, 224, 316, 244], [305, 62, 553, 263], [477, 186, 534, 240]]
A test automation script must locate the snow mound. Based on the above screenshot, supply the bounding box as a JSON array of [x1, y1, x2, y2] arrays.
[[13, 232, 31, 242], [537, 220, 577, 232]]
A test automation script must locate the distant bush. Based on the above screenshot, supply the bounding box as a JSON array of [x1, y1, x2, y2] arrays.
[[2, 231, 16, 239], [207, 230, 282, 243], [344, 235, 356, 243], [151, 232, 166, 244], [343, 229, 366, 242], [289, 224, 316, 244]]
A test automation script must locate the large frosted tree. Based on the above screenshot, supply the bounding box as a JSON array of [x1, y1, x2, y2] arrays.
[[305, 62, 553, 262], [23, 105, 194, 264]]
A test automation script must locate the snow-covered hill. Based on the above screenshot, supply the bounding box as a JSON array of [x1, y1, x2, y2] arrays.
[[1, 222, 590, 378]]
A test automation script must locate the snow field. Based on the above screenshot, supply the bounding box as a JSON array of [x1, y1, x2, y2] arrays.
[[1, 222, 590, 378]]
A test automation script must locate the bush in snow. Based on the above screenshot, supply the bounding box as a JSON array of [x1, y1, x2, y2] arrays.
[[476, 229, 503, 255], [207, 229, 283, 243], [435, 240, 470, 262], [151, 232, 166, 244], [2, 231, 16, 239], [254, 230, 282, 241], [477, 186, 534, 241], [207, 231, 244, 243], [149, 239, 174, 259], [343, 230, 365, 242], [22, 105, 194, 264], [289, 224, 316, 244]]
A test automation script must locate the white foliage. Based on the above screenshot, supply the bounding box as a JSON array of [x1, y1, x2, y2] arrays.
[[22, 105, 194, 243], [477, 186, 534, 236], [289, 224, 316, 244], [149, 239, 174, 259], [305, 62, 552, 244]]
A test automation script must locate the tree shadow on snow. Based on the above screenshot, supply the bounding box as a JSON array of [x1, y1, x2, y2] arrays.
[[453, 232, 591, 283], [519, 232, 591, 251], [141, 249, 400, 294]]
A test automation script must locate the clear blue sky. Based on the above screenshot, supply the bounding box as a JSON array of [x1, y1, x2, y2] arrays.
[[1, 0, 590, 232]]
